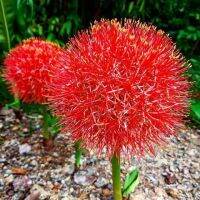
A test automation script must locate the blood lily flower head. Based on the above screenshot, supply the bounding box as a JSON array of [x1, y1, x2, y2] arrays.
[[4, 38, 65, 104], [49, 19, 190, 157]]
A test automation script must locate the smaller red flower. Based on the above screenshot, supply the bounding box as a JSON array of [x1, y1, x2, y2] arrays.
[[4, 38, 65, 104]]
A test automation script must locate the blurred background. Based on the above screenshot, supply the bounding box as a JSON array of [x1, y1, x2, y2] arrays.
[[0, 0, 200, 125]]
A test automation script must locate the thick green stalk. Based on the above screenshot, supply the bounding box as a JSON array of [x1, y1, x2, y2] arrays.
[[42, 107, 50, 140], [42, 129, 51, 140], [75, 140, 82, 167], [41, 107, 54, 150], [111, 154, 122, 200], [14, 97, 20, 109]]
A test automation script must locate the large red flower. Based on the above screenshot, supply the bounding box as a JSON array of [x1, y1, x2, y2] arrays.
[[49, 19, 189, 157], [4, 38, 65, 104]]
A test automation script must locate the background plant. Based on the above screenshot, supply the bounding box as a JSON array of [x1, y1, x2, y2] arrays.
[[3, 38, 63, 148]]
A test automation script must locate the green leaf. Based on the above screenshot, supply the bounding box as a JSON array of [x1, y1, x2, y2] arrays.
[[21, 103, 44, 114], [122, 168, 140, 197], [0, 75, 13, 103], [138, 0, 145, 13], [128, 2, 134, 14], [60, 21, 72, 36], [0, 0, 16, 51], [5, 98, 20, 109], [43, 111, 60, 139], [17, 0, 34, 28]]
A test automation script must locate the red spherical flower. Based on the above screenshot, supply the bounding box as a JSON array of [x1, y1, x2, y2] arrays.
[[4, 38, 65, 104], [49, 19, 189, 157]]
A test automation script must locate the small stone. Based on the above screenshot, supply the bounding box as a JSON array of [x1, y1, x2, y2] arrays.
[[0, 158, 6, 163], [194, 191, 200, 200], [166, 188, 180, 198], [53, 152, 59, 157], [95, 177, 108, 187], [5, 139, 19, 147], [30, 160, 38, 167], [0, 123, 3, 129], [157, 158, 168, 167], [129, 193, 145, 200], [78, 191, 88, 199], [13, 176, 32, 191], [188, 149, 198, 156], [89, 194, 100, 200], [192, 172, 200, 180], [25, 191, 40, 200], [69, 155, 75, 163], [61, 180, 66, 185], [183, 181, 194, 191], [30, 184, 50, 200], [5, 175, 14, 184], [86, 156, 98, 164], [0, 179, 4, 187], [0, 108, 12, 115], [40, 164, 45, 168], [61, 195, 74, 200], [12, 125, 19, 131], [169, 165, 177, 172], [19, 143, 32, 155], [99, 160, 109, 165], [74, 171, 96, 186], [69, 187, 74, 193], [37, 179, 47, 186], [164, 173, 177, 184], [23, 128, 29, 133], [102, 188, 112, 197], [86, 166, 96, 175], [183, 167, 189, 175], [154, 187, 167, 197], [63, 164, 75, 175], [189, 167, 196, 174], [146, 174, 158, 185], [74, 171, 87, 185], [5, 169, 12, 175], [49, 194, 59, 200]]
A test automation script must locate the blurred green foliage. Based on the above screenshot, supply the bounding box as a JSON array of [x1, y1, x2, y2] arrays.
[[0, 75, 13, 105], [0, 0, 200, 123], [21, 103, 60, 139], [0, 0, 16, 51], [190, 99, 200, 125]]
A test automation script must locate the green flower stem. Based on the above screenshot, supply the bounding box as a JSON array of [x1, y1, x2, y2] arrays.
[[41, 107, 55, 150], [14, 97, 20, 109], [111, 154, 122, 200], [75, 140, 83, 168], [42, 129, 51, 140], [14, 97, 20, 110], [42, 106, 51, 140]]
